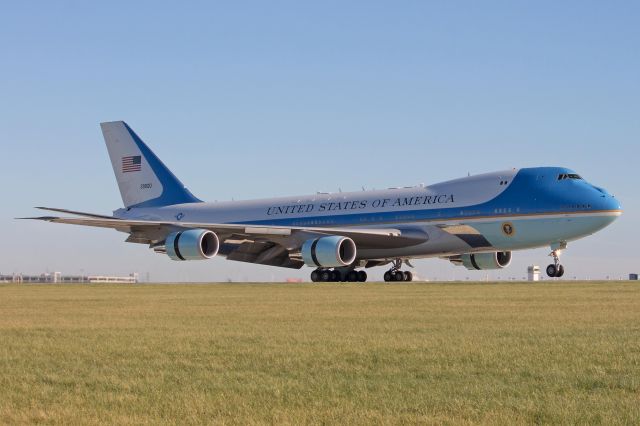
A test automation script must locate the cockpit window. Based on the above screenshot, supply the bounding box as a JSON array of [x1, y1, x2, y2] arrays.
[[557, 173, 582, 181]]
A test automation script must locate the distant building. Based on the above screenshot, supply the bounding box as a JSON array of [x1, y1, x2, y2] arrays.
[[0, 272, 138, 284], [528, 266, 540, 282], [630, 274, 639, 281]]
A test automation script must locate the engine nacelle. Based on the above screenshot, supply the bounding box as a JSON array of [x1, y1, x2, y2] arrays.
[[301, 236, 357, 268], [451, 251, 512, 270], [166, 229, 219, 261]]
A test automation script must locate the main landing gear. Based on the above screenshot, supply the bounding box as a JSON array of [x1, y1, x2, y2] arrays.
[[383, 259, 414, 282], [546, 250, 565, 278], [310, 268, 367, 283]]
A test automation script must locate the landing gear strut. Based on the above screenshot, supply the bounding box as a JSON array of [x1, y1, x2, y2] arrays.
[[546, 250, 565, 278], [310, 268, 367, 283], [383, 259, 414, 282]]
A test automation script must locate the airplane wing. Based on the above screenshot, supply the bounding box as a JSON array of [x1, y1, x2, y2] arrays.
[[21, 209, 428, 250], [220, 240, 304, 269]]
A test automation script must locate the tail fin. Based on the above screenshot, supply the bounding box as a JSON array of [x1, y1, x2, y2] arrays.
[[100, 121, 201, 208]]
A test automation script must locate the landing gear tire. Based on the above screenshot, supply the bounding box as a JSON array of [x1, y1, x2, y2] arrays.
[[313, 268, 368, 283], [546, 247, 566, 278], [384, 259, 414, 282], [384, 271, 413, 282], [546, 264, 565, 278]]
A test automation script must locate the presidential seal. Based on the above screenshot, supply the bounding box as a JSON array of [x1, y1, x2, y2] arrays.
[[502, 222, 515, 237]]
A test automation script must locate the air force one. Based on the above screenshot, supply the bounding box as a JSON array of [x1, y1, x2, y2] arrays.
[[25, 121, 622, 282]]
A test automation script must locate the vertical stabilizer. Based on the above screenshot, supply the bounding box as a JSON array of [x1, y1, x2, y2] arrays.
[[100, 121, 201, 208]]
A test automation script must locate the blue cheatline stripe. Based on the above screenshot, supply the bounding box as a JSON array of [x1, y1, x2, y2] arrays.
[[232, 208, 619, 229]]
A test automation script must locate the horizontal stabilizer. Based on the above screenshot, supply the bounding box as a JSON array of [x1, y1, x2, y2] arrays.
[[35, 207, 115, 219]]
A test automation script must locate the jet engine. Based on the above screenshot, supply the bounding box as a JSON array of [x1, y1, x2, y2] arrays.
[[450, 251, 512, 270], [301, 235, 357, 268], [165, 229, 219, 261]]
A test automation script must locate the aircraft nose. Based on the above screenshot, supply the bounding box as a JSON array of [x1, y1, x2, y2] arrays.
[[591, 187, 622, 214], [607, 196, 622, 212], [583, 188, 622, 232]]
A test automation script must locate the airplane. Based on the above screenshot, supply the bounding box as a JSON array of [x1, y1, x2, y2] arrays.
[[23, 121, 622, 282]]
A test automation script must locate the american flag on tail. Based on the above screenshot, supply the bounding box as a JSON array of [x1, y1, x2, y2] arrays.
[[122, 155, 142, 173]]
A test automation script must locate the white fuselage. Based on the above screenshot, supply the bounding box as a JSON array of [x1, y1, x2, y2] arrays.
[[116, 167, 621, 261]]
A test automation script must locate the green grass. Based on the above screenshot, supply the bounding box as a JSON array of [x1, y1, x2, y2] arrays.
[[0, 281, 639, 425]]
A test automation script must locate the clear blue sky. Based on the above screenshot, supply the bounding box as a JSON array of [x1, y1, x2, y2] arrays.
[[1, 1, 638, 281]]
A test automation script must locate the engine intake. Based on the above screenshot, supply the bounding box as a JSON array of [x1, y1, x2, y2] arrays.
[[451, 251, 512, 270], [302, 236, 357, 268], [166, 229, 219, 261]]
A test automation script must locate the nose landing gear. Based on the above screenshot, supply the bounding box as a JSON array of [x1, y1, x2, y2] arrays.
[[546, 250, 565, 278]]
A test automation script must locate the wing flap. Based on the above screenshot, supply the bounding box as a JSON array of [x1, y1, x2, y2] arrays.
[[222, 241, 303, 269]]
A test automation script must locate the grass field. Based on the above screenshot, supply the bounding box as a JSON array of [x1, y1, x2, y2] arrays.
[[0, 281, 639, 425]]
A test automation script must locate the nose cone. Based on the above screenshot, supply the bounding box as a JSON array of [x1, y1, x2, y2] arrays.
[[605, 196, 622, 212], [590, 187, 622, 229], [591, 187, 622, 212]]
